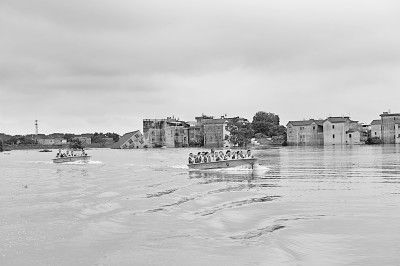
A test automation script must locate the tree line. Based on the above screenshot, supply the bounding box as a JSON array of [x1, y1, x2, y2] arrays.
[[227, 111, 287, 147]]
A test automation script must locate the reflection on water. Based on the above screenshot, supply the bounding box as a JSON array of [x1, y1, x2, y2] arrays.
[[1, 146, 400, 265]]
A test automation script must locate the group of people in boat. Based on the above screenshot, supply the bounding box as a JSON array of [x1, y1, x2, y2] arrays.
[[188, 149, 253, 164], [56, 148, 87, 158]]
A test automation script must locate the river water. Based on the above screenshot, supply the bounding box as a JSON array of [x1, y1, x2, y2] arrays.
[[1, 146, 400, 265]]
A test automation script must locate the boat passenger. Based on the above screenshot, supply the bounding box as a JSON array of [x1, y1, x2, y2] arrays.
[[195, 152, 201, 163], [188, 153, 194, 164], [231, 152, 236, 160], [214, 151, 220, 161], [219, 151, 224, 161], [246, 150, 253, 158], [224, 150, 231, 160], [239, 150, 245, 159], [207, 153, 212, 163]]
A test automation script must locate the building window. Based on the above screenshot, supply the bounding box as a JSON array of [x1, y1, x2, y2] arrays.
[[349, 134, 352, 138], [333, 134, 335, 139], [313, 126, 315, 130], [332, 125, 335, 129], [375, 132, 377, 136]]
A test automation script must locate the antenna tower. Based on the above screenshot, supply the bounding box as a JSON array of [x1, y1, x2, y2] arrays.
[[35, 120, 38, 135]]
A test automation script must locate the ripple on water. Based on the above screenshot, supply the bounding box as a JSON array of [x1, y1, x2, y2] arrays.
[[195, 195, 281, 216], [230, 224, 285, 240], [146, 188, 178, 198]]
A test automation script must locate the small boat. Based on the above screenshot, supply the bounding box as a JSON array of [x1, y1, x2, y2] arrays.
[[188, 158, 257, 170], [52, 155, 91, 164], [39, 149, 52, 152]]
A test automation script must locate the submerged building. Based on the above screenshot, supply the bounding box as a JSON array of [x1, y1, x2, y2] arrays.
[[112, 131, 144, 149], [380, 112, 400, 144], [203, 118, 230, 148], [143, 118, 189, 148], [286, 119, 324, 145], [323, 117, 363, 145]]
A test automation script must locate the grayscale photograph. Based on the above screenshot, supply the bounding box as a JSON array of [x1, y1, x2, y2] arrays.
[[1, 0, 400, 265]]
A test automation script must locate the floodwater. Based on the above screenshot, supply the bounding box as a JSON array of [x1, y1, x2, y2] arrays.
[[1, 146, 400, 265]]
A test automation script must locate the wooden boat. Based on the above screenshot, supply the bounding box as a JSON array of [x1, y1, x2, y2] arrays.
[[188, 158, 257, 170], [39, 149, 52, 152], [52, 155, 91, 164]]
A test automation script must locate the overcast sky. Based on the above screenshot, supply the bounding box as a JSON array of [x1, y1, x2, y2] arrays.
[[1, 0, 399, 135]]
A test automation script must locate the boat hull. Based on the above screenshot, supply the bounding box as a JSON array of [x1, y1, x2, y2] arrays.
[[52, 156, 91, 163], [188, 158, 256, 170]]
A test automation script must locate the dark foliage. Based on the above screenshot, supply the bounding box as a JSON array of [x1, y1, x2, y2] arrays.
[[227, 117, 254, 147]]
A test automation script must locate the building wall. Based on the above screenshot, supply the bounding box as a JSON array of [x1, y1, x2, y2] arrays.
[[143, 119, 189, 148], [287, 123, 323, 145], [188, 126, 203, 146], [396, 124, 400, 144], [370, 124, 382, 139], [37, 138, 66, 145], [381, 115, 400, 144], [76, 137, 92, 145], [204, 123, 228, 148], [143, 119, 167, 147], [120, 132, 145, 149], [323, 121, 362, 145]]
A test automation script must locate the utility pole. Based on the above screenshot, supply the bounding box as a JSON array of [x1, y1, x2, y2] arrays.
[[35, 120, 38, 139]]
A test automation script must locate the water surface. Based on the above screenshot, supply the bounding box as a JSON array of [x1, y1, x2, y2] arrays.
[[1, 146, 400, 265]]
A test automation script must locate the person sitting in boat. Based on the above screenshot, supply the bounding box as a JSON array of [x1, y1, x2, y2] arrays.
[[239, 150, 245, 159], [195, 152, 201, 163], [209, 153, 214, 162], [224, 150, 231, 160], [231, 151, 236, 160], [218, 151, 224, 161], [214, 151, 220, 161], [188, 153, 194, 164], [246, 150, 253, 158]]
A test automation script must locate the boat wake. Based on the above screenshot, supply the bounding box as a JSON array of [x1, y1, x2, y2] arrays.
[[62, 160, 103, 165], [198, 164, 270, 174], [171, 164, 189, 169]]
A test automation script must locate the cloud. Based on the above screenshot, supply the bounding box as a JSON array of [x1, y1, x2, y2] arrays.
[[0, 0, 400, 134]]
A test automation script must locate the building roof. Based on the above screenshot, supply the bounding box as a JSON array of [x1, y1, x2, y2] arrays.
[[380, 112, 400, 117], [287, 119, 324, 126], [112, 130, 140, 148], [324, 116, 358, 123], [203, 119, 228, 125], [370, 119, 382, 125]]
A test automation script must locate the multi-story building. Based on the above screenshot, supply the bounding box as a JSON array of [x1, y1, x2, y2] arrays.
[[143, 117, 189, 148], [370, 119, 382, 139], [75, 136, 92, 145], [112, 130, 144, 149], [37, 138, 67, 145], [380, 112, 400, 144], [323, 117, 363, 145], [286, 119, 324, 145], [203, 118, 230, 148]]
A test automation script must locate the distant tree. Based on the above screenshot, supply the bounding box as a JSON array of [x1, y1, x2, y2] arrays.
[[252, 111, 285, 137], [0, 141, 3, 152], [63, 134, 76, 142], [5, 136, 36, 145], [69, 138, 84, 149], [227, 118, 254, 147], [105, 132, 120, 142]]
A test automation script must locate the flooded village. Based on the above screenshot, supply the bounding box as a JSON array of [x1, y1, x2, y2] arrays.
[[1, 111, 400, 152]]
